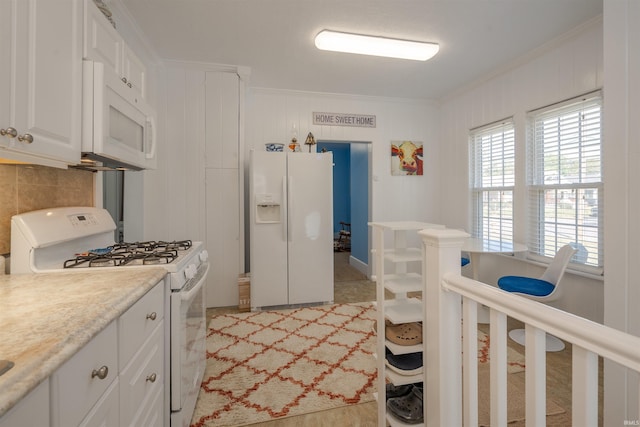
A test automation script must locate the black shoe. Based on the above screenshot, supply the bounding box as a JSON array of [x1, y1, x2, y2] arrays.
[[385, 383, 412, 399], [385, 382, 423, 399], [387, 385, 424, 424], [385, 348, 423, 374]]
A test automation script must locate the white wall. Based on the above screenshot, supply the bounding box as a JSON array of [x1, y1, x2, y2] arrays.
[[146, 83, 444, 242], [245, 88, 442, 245], [439, 17, 604, 322], [143, 66, 207, 242]]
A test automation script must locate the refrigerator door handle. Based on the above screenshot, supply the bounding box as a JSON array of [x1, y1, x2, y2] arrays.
[[287, 175, 293, 242], [283, 176, 288, 242]]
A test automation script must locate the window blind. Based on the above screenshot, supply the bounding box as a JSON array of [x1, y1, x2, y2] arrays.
[[527, 91, 603, 272], [470, 119, 515, 242]]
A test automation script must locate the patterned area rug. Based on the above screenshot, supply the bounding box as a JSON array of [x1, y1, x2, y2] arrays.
[[190, 302, 526, 426], [478, 364, 565, 426], [477, 329, 526, 374], [191, 302, 377, 427]]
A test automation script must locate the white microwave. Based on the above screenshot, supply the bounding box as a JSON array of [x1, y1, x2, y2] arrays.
[[81, 60, 156, 170]]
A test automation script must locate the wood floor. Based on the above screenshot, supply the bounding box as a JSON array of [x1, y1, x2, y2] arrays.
[[204, 252, 596, 426]]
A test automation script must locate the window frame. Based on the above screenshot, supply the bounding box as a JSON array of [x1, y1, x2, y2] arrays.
[[526, 90, 604, 275], [469, 118, 516, 243]]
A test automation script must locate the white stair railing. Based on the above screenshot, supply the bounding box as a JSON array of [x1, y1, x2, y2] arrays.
[[419, 228, 640, 427]]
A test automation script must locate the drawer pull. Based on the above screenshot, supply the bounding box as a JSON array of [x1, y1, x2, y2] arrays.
[[17, 133, 33, 144], [91, 366, 109, 380], [146, 312, 157, 321], [0, 127, 17, 138], [146, 373, 157, 383]]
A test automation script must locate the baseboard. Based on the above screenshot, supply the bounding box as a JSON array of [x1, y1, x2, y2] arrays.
[[349, 255, 369, 277]]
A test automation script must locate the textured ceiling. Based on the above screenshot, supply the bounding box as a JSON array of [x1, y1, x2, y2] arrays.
[[119, 0, 602, 99]]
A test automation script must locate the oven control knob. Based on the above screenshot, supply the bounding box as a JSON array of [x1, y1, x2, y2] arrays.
[[185, 264, 197, 280], [199, 250, 209, 262]]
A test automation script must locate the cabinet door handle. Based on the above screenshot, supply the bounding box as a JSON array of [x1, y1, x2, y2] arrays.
[[121, 77, 128, 84], [146, 312, 157, 321], [0, 127, 17, 138], [127, 82, 132, 88], [146, 373, 157, 383], [17, 133, 33, 144], [91, 365, 109, 380]]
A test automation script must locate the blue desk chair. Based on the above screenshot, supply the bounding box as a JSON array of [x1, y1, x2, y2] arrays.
[[497, 244, 577, 352]]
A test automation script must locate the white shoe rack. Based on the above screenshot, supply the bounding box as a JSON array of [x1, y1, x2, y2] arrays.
[[369, 221, 444, 427]]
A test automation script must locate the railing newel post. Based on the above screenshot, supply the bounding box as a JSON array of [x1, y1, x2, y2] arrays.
[[419, 228, 469, 427]]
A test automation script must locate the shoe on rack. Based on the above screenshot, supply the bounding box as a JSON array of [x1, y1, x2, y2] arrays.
[[385, 348, 423, 375], [385, 383, 412, 399], [385, 382, 423, 400], [373, 321, 423, 346], [387, 385, 424, 424], [386, 322, 422, 346]]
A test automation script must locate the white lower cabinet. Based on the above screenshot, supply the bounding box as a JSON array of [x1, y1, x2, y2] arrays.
[[79, 378, 120, 427], [118, 280, 165, 426], [0, 379, 49, 427], [119, 324, 164, 426], [51, 321, 118, 427], [137, 386, 164, 427], [119, 281, 165, 365], [47, 278, 166, 427]]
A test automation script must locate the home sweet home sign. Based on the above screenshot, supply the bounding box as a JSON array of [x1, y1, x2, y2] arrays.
[[313, 112, 376, 128]]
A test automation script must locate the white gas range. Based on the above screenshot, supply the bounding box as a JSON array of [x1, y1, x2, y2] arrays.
[[9, 206, 208, 427]]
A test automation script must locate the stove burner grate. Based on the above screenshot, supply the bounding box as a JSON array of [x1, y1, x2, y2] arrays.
[[120, 250, 178, 266], [63, 240, 191, 269], [113, 240, 192, 252]]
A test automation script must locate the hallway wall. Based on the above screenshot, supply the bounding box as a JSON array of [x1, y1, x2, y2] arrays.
[[317, 142, 351, 236]]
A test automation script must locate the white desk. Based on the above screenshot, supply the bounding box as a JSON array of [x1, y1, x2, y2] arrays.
[[462, 238, 528, 280], [461, 238, 528, 322]]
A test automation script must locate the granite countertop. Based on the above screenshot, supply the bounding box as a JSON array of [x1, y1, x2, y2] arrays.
[[0, 267, 167, 417]]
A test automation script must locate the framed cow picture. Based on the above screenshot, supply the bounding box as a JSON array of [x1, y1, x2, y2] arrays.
[[391, 141, 423, 175]]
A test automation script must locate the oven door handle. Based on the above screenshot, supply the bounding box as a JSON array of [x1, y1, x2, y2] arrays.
[[181, 262, 209, 302]]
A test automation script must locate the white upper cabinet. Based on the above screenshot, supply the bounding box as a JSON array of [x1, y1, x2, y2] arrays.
[[0, 0, 83, 167], [83, 0, 123, 73], [0, 1, 12, 152], [84, 0, 146, 99], [122, 44, 146, 99]]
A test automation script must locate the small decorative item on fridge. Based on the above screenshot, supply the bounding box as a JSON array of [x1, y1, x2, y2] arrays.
[[265, 143, 285, 152], [289, 136, 301, 152], [289, 123, 301, 152], [304, 132, 316, 152]]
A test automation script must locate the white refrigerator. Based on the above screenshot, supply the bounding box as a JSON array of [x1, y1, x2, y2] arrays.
[[250, 150, 334, 309]]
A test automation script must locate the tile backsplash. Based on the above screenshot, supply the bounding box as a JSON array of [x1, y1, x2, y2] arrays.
[[0, 164, 95, 255]]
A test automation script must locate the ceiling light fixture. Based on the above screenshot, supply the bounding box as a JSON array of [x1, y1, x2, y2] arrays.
[[314, 30, 439, 61]]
